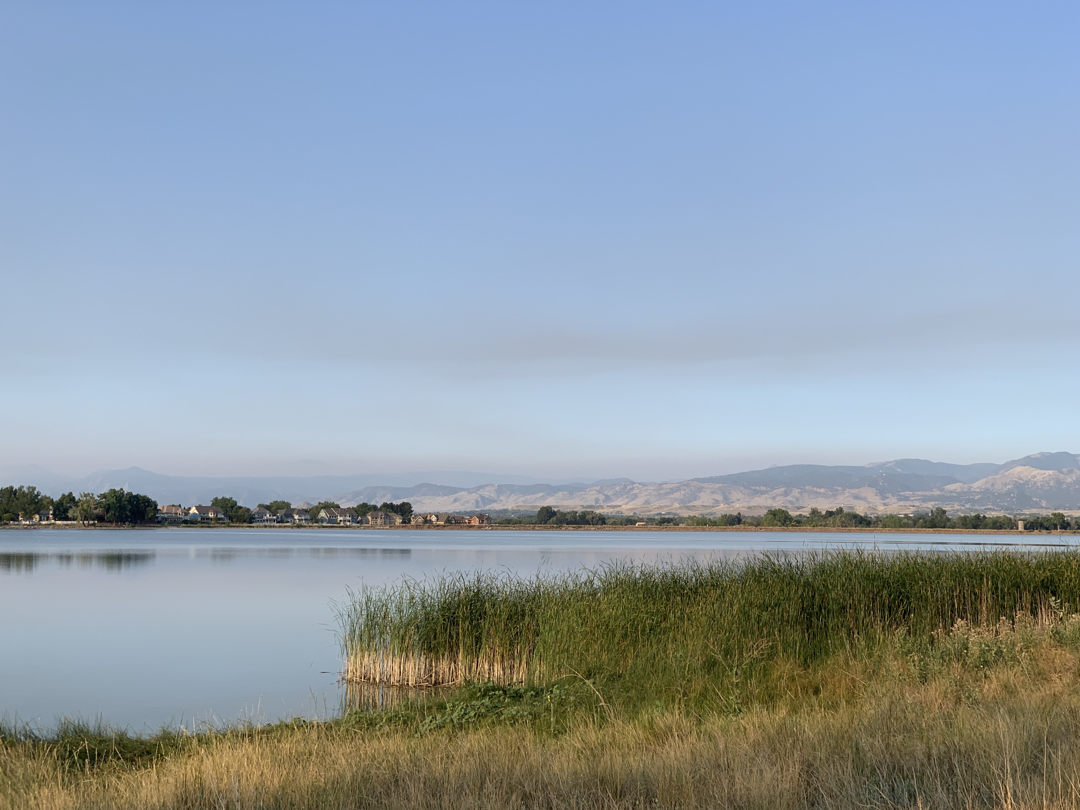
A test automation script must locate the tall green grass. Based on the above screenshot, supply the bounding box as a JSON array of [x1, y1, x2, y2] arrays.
[[338, 551, 1080, 700]]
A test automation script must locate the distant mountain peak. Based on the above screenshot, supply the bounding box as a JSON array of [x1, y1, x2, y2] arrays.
[[5, 452, 1080, 515]]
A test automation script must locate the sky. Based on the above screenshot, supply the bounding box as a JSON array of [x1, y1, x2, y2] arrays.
[[1, 2, 1078, 482]]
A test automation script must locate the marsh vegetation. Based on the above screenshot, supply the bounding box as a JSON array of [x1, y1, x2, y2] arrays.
[[12, 551, 1080, 808]]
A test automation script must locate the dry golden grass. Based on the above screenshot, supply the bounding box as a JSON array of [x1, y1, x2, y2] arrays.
[[8, 628, 1080, 810], [17, 552, 1080, 809]]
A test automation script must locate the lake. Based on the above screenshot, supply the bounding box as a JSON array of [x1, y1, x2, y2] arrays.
[[1, 527, 1073, 733]]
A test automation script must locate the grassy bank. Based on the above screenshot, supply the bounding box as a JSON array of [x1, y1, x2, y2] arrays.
[[338, 551, 1080, 697], [12, 551, 1080, 809]]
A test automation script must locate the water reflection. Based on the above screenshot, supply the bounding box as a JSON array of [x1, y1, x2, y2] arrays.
[[0, 551, 155, 574], [340, 680, 445, 714], [6, 528, 1080, 734], [0, 546, 413, 574], [309, 547, 412, 560], [197, 547, 412, 563], [0, 554, 37, 573]]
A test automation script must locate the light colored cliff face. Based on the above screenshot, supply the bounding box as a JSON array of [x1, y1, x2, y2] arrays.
[[957, 466, 1080, 494], [339, 459, 1080, 516], [369, 483, 906, 515]]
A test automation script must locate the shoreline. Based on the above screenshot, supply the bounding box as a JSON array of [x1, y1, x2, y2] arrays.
[[2, 522, 1078, 536]]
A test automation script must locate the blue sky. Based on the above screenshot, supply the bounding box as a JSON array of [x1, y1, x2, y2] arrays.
[[1, 2, 1078, 480]]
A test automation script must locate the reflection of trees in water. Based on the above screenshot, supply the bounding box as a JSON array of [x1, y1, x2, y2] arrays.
[[307, 548, 412, 559], [200, 547, 412, 564], [92, 552, 155, 571], [0, 553, 37, 573], [0, 546, 412, 573], [340, 680, 443, 714], [0, 552, 155, 573]]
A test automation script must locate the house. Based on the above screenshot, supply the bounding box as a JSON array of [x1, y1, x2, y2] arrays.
[[280, 508, 311, 524], [251, 507, 278, 525], [318, 507, 357, 525], [411, 514, 429, 525], [445, 514, 470, 525], [187, 505, 227, 522], [157, 504, 187, 524], [363, 510, 403, 527], [467, 514, 492, 525], [32, 508, 54, 523], [425, 513, 452, 525]]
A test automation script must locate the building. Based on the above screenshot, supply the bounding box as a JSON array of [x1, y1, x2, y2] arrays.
[[411, 514, 429, 525], [251, 507, 278, 525], [280, 508, 311, 524], [157, 504, 187, 524], [363, 510, 403, 527], [318, 507, 358, 525], [187, 505, 227, 522], [467, 513, 492, 525]]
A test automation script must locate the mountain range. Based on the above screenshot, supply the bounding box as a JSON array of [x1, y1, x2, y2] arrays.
[[5, 452, 1080, 515]]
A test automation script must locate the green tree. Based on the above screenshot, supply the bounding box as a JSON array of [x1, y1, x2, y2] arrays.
[[75, 492, 100, 525], [916, 507, 951, 530], [99, 489, 131, 523], [13, 486, 44, 521], [379, 501, 414, 522], [0, 486, 16, 522], [258, 500, 291, 516], [126, 493, 158, 523], [761, 508, 795, 527], [211, 496, 252, 523], [536, 506, 556, 525], [1048, 512, 1072, 531], [95, 489, 157, 524], [53, 492, 77, 522]]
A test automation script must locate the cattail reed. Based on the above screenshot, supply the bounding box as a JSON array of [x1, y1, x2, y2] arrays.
[[338, 551, 1080, 688]]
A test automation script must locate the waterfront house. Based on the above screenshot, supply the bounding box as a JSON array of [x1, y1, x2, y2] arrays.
[[188, 505, 227, 522], [467, 513, 492, 525], [251, 507, 278, 525], [280, 508, 311, 524], [318, 507, 357, 525], [363, 510, 403, 526], [157, 504, 187, 524], [410, 514, 429, 525]]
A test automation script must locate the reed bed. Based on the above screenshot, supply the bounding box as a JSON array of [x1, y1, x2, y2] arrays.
[[338, 550, 1080, 692]]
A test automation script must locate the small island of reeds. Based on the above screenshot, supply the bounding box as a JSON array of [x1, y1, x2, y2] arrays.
[[12, 550, 1080, 809]]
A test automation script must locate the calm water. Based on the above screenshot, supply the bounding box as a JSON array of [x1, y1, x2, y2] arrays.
[[1, 527, 1073, 733]]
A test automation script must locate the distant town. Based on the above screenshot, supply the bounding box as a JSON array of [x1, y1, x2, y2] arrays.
[[160, 501, 494, 527]]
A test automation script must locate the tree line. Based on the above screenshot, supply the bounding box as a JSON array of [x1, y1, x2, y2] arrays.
[[500, 506, 610, 526], [3, 485, 1075, 532], [209, 498, 416, 523], [495, 505, 1079, 531], [688, 506, 1074, 531], [0, 485, 157, 525]]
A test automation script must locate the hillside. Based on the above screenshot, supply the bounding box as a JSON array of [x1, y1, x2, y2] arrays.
[[8, 452, 1080, 516]]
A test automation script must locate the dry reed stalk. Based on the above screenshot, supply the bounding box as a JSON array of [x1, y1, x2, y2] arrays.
[[343, 649, 535, 686]]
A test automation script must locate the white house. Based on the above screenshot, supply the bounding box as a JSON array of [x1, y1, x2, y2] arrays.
[[251, 507, 278, 525], [187, 505, 227, 522]]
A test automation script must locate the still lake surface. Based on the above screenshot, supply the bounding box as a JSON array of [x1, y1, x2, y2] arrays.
[[2, 527, 1075, 733]]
